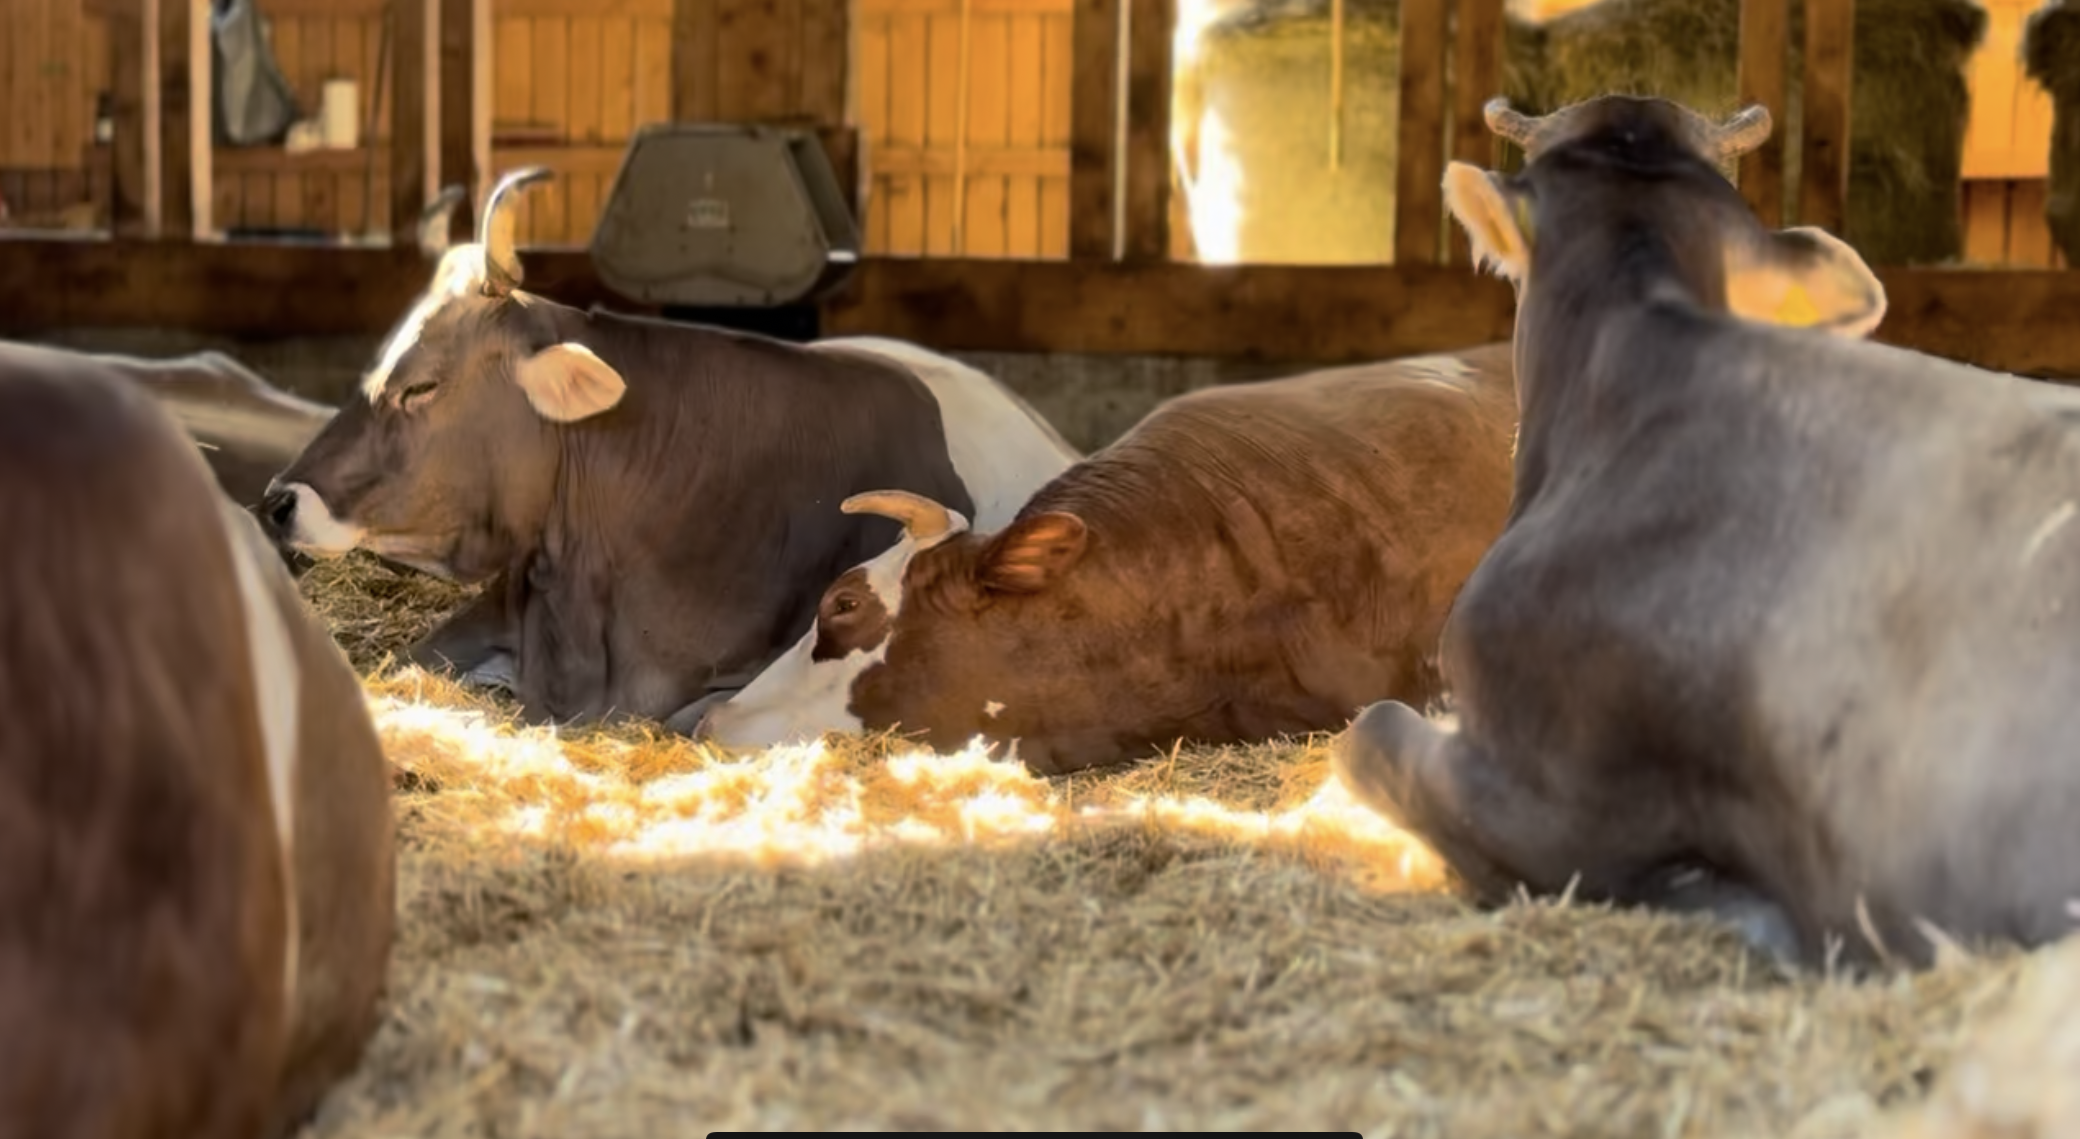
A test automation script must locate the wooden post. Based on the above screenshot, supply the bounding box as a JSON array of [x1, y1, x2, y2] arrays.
[[107, 0, 154, 237], [671, 0, 720, 121], [1736, 0, 1789, 227], [1121, 0, 1173, 261], [188, 0, 212, 240], [439, 0, 479, 238], [1447, 0, 1505, 265], [1393, 0, 1447, 264], [1798, 0, 1854, 235], [390, 0, 431, 245], [157, 0, 193, 239], [1069, 0, 1119, 259]]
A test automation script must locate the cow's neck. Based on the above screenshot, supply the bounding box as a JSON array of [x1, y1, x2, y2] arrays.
[[1507, 223, 1714, 513]]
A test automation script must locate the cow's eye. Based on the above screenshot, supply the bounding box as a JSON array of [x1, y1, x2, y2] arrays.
[[831, 594, 859, 616], [398, 381, 439, 409]]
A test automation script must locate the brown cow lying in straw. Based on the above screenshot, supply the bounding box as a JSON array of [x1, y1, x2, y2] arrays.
[[0, 347, 395, 1138], [695, 344, 1519, 776]]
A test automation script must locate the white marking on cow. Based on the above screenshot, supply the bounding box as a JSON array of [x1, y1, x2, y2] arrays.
[[218, 503, 303, 1018], [274, 482, 368, 556], [463, 652, 518, 693], [984, 700, 1005, 719], [361, 245, 489, 403], [2021, 501, 2076, 565], [808, 338, 1079, 530], [700, 508, 975, 749]]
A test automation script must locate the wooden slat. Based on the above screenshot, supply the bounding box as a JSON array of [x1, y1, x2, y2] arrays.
[[499, 0, 670, 14], [797, 0, 849, 123], [870, 145, 1068, 178], [633, 13, 672, 123], [1447, 0, 1505, 265], [599, 16, 636, 139], [1067, 0, 1115, 258], [1736, 0, 1788, 228], [441, 0, 481, 238], [2007, 179, 2057, 269], [1003, 9, 1043, 256], [491, 144, 629, 174], [860, 12, 893, 250], [714, 0, 801, 121], [1120, 0, 1170, 261], [967, 13, 1012, 257], [885, 10, 928, 252], [247, 0, 386, 16], [923, 9, 962, 254], [1393, 0, 1446, 264], [158, 0, 192, 238], [109, 3, 146, 235], [569, 18, 604, 143], [1797, 0, 1853, 235], [671, 0, 719, 120], [862, 0, 1070, 12], [391, 0, 430, 245], [1039, 9, 1070, 255]]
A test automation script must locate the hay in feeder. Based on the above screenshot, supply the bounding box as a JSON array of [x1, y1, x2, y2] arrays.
[[289, 552, 2062, 1136], [2025, 0, 2080, 268]]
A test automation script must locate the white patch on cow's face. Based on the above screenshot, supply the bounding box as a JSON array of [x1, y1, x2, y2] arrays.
[[218, 502, 303, 1018], [362, 245, 488, 404], [272, 481, 367, 557], [700, 510, 973, 749], [984, 700, 1005, 718]]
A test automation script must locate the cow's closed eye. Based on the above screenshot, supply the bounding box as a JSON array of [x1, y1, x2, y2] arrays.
[[398, 381, 440, 410], [831, 594, 860, 616]]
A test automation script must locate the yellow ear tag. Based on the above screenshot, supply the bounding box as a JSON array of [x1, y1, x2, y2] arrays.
[[1511, 197, 1537, 245], [1774, 284, 1821, 327]]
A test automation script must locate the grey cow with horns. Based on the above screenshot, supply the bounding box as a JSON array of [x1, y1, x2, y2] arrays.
[[1335, 92, 2080, 972], [263, 166, 1077, 734]]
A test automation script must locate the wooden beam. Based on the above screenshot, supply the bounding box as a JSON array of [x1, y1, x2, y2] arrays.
[[1736, 0, 1789, 227], [1121, 0, 1173, 261], [1068, 0, 1119, 259], [109, 0, 150, 237], [797, 0, 850, 124], [1798, 0, 1854, 235], [188, 0, 212, 240], [157, 0, 192, 239], [1447, 0, 1506, 265], [1394, 0, 1448, 264], [390, 0, 433, 245], [439, 0, 480, 238], [672, 0, 720, 121]]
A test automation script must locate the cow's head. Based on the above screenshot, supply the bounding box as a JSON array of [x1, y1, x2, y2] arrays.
[[261, 169, 629, 583], [696, 488, 1095, 766], [1442, 94, 1887, 341]]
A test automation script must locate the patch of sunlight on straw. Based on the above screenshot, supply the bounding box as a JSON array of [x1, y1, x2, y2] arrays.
[[365, 677, 1445, 891]]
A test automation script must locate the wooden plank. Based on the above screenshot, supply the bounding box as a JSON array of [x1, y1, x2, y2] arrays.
[[533, 15, 570, 139], [1447, 0, 1504, 265], [491, 144, 629, 174], [2007, 179, 2056, 269], [1393, 0, 1446, 264], [304, 159, 340, 235], [719, 0, 802, 121], [391, 0, 431, 244], [497, 0, 670, 14], [872, 143, 1066, 177], [671, 0, 719, 120], [157, 0, 192, 239], [1736, 0, 1788, 227], [1119, 0, 1170, 261], [1003, 10, 1042, 256], [244, 0, 386, 16], [1797, 0, 1853, 235], [440, 0, 480, 237], [796, 0, 848, 123], [634, 14, 672, 124], [885, 10, 928, 252], [923, 11, 962, 254], [859, 12, 892, 249], [51, 0, 85, 169], [109, 4, 146, 236], [1066, 0, 1115, 258], [966, 13, 1011, 257], [600, 17, 637, 139], [13, 0, 51, 167], [863, 0, 1071, 12], [569, 18, 605, 144], [494, 16, 531, 128]]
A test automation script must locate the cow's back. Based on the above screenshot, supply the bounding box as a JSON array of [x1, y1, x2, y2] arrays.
[[0, 363, 289, 1138]]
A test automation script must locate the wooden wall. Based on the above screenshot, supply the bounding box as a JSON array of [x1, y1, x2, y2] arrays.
[[856, 0, 1075, 258], [0, 0, 108, 229]]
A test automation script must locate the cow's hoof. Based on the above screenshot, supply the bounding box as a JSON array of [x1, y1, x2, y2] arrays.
[[667, 690, 738, 738], [1333, 700, 1432, 825]]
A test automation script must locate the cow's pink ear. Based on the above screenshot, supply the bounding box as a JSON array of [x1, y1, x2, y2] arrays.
[[515, 342, 627, 422], [977, 511, 1088, 594]]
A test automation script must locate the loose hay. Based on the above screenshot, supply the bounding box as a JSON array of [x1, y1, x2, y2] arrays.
[[294, 553, 2065, 1136]]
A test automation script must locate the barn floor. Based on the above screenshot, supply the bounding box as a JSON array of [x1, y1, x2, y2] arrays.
[[294, 553, 2069, 1138]]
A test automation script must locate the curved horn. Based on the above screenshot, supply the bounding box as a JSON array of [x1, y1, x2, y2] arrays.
[[841, 489, 955, 542], [1714, 104, 1774, 163], [478, 166, 554, 296], [1483, 97, 1542, 149], [415, 183, 468, 259]]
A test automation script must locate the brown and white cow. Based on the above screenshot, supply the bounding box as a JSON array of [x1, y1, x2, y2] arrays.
[[695, 344, 1519, 776], [1334, 93, 2080, 972], [0, 357, 394, 1137], [262, 168, 1078, 734]]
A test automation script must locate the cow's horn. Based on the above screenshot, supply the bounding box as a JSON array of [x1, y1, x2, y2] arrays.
[[1483, 97, 1541, 149], [842, 490, 955, 542], [416, 183, 468, 259], [1714, 104, 1773, 162], [479, 166, 554, 296]]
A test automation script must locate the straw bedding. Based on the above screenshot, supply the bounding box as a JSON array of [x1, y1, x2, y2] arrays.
[[292, 552, 2074, 1136]]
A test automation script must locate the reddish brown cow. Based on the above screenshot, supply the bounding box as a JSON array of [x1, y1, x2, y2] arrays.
[[0, 358, 395, 1138], [696, 344, 1519, 775]]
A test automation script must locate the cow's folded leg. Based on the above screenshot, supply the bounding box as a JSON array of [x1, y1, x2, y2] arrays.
[[1334, 700, 1527, 902], [404, 574, 514, 680], [1631, 863, 1803, 967], [666, 689, 740, 737]]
